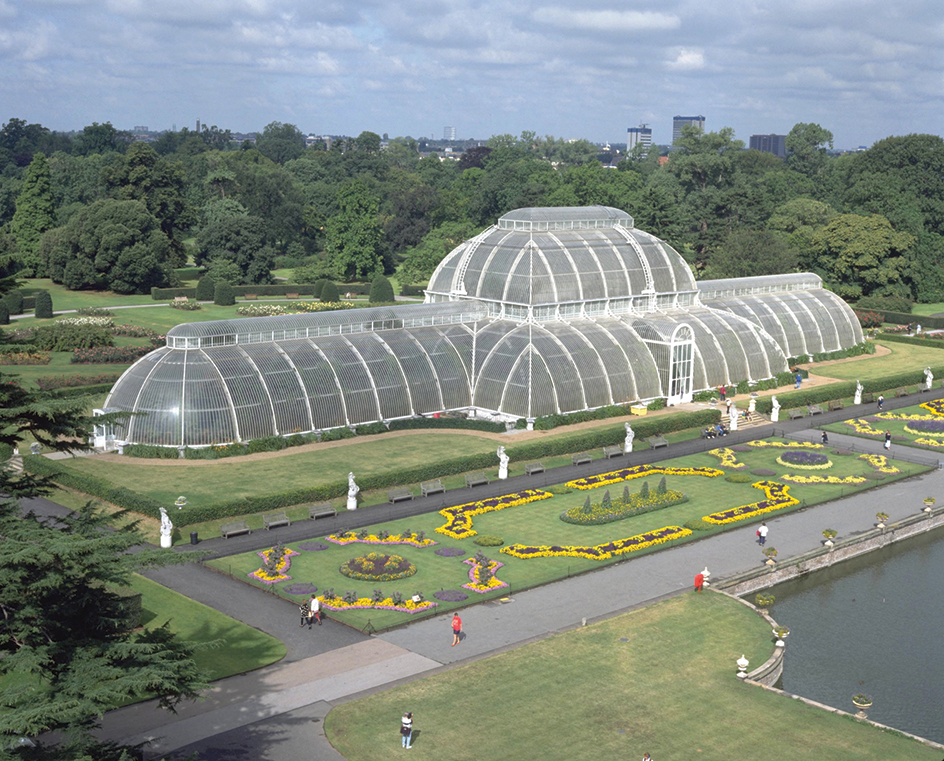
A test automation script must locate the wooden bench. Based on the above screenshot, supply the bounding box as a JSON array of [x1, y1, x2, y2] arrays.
[[603, 445, 624, 459], [308, 503, 337, 520], [787, 408, 806, 421], [525, 461, 545, 475], [285, 293, 299, 299], [421, 479, 445, 497], [262, 512, 291, 530], [465, 472, 489, 488], [387, 486, 414, 503], [807, 404, 824, 416], [827, 400, 844, 412], [244, 294, 258, 300], [221, 520, 251, 539], [173, 296, 189, 304], [862, 392, 874, 404], [572, 452, 592, 466], [896, 387, 909, 398], [646, 435, 668, 449]]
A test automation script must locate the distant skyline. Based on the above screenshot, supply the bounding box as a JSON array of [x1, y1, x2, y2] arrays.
[[2, 0, 941, 150]]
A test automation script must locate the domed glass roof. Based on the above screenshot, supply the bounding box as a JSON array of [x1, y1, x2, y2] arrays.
[[426, 206, 697, 306]]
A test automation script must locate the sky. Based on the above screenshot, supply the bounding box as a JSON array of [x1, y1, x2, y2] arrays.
[[1, 0, 942, 149]]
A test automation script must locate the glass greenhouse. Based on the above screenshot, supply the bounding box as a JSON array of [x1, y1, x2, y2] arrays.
[[103, 206, 863, 447]]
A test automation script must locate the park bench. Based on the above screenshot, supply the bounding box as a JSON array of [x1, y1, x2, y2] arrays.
[[572, 452, 592, 466], [421, 479, 445, 497], [861, 392, 874, 404], [827, 400, 844, 412], [221, 520, 251, 539], [896, 387, 909, 398], [262, 512, 291, 530], [244, 293, 258, 300], [465, 472, 489, 488], [700, 428, 717, 439], [173, 296, 189, 304], [308, 503, 337, 520], [787, 408, 805, 421], [525, 461, 545, 475], [646, 435, 668, 449], [387, 486, 414, 503], [807, 404, 824, 416], [285, 293, 299, 299], [603, 445, 624, 459]]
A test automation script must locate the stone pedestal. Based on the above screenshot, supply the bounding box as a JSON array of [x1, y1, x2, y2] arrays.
[[347, 495, 358, 511], [160, 534, 173, 549], [498, 462, 508, 480]]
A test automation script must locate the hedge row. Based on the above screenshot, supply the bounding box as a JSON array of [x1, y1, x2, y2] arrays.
[[877, 333, 944, 350], [787, 341, 875, 366], [151, 283, 374, 301], [400, 284, 426, 297], [49, 383, 115, 398], [387, 417, 506, 433], [856, 309, 944, 329]]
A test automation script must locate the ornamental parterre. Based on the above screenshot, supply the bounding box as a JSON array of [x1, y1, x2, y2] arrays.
[[914, 437, 944, 447], [566, 465, 722, 490], [249, 546, 300, 584], [904, 419, 944, 437], [708, 448, 747, 469], [746, 440, 823, 449], [435, 489, 553, 539], [920, 400, 944, 416], [858, 454, 901, 474], [500, 526, 692, 560], [876, 411, 937, 421], [775, 450, 833, 470], [462, 557, 509, 594], [317, 594, 437, 615], [779, 474, 867, 485], [843, 418, 884, 437], [325, 531, 436, 548], [702, 481, 799, 525]]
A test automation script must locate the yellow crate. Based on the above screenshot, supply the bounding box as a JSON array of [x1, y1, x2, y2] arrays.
[[630, 405, 648, 416]]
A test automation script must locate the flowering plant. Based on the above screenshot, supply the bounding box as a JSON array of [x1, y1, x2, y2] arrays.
[[904, 420, 944, 437], [248, 545, 299, 584], [501, 525, 692, 561], [317, 593, 437, 614], [462, 556, 508, 593], [775, 451, 833, 470], [843, 419, 883, 437], [920, 400, 944, 416], [858, 454, 900, 474], [435, 489, 552, 539], [707, 448, 747, 469], [913, 438, 944, 448], [566, 465, 721, 491], [326, 531, 435, 548], [780, 474, 866, 485], [747, 441, 823, 449], [703, 481, 799, 525]]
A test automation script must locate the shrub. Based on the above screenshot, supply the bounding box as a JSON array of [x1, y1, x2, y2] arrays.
[[856, 294, 913, 313], [473, 535, 504, 546], [312, 279, 330, 299], [31, 322, 113, 351], [195, 274, 216, 301], [320, 281, 340, 303], [3, 290, 24, 315], [33, 290, 53, 319], [0, 302, 8, 325], [111, 324, 159, 338], [725, 473, 753, 483], [35, 373, 122, 390], [854, 310, 884, 329], [646, 397, 666, 411], [170, 300, 202, 311], [214, 280, 236, 306], [751, 468, 776, 476], [369, 274, 395, 303], [683, 518, 713, 532], [76, 307, 114, 317], [71, 345, 152, 364], [0, 350, 50, 365], [122, 444, 180, 459]]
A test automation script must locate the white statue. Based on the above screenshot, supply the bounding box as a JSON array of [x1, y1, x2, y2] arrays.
[[748, 397, 756, 417], [497, 446, 509, 480], [347, 472, 359, 511], [770, 396, 780, 423], [854, 380, 863, 406], [730, 405, 739, 431], [624, 422, 635, 454], [159, 507, 173, 549], [925, 367, 934, 391]]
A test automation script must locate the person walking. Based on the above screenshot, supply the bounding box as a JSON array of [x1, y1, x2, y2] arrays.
[[643, 754, 652, 761], [877, 394, 884, 411], [309, 594, 322, 628], [400, 711, 413, 749], [719, 385, 726, 403], [757, 522, 769, 546], [884, 430, 892, 451], [451, 612, 462, 647], [795, 372, 802, 389], [821, 430, 829, 445]]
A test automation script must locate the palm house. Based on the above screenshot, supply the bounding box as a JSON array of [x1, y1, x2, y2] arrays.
[[102, 206, 862, 448]]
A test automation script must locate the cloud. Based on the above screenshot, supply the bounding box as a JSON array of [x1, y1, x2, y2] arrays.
[[534, 7, 680, 32], [666, 48, 705, 71]]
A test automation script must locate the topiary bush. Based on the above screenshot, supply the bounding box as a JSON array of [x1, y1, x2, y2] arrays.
[[0, 302, 8, 325], [320, 280, 340, 303], [33, 290, 53, 319], [725, 473, 753, 483], [195, 274, 216, 301], [473, 535, 504, 546], [2, 290, 24, 315], [369, 274, 395, 303], [683, 518, 713, 532], [214, 280, 236, 306]]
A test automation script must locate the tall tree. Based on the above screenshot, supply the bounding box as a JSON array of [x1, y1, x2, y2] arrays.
[[325, 180, 385, 281], [255, 122, 306, 164], [194, 215, 275, 284], [71, 122, 129, 156], [10, 152, 56, 276], [785, 122, 833, 178]]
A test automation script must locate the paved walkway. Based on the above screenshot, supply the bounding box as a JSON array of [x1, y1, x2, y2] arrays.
[[56, 391, 944, 758]]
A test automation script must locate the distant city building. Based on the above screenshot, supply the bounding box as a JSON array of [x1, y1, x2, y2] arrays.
[[133, 125, 149, 133], [444, 126, 456, 141], [672, 115, 705, 145], [749, 134, 787, 158], [626, 125, 652, 156]]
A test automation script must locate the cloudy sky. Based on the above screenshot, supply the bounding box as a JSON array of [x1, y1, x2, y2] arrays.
[[1, 0, 941, 148]]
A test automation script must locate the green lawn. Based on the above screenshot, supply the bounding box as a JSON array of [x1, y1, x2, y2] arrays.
[[910, 303, 944, 317], [206, 440, 929, 631], [821, 401, 944, 453], [325, 592, 937, 761], [811, 339, 944, 381], [129, 573, 285, 681], [18, 279, 159, 311]]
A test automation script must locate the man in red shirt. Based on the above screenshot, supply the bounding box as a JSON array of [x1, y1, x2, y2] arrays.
[[452, 613, 462, 646]]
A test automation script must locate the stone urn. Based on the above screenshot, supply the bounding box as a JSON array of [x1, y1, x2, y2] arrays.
[[852, 695, 873, 719]]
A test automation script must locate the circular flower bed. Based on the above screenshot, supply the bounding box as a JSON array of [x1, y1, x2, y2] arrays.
[[435, 546, 465, 557], [433, 589, 469, 602], [776, 450, 832, 470], [298, 541, 330, 551], [339, 552, 417, 582], [284, 582, 318, 595]]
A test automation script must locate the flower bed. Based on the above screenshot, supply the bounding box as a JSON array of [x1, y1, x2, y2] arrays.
[[340, 552, 417, 582], [843, 418, 884, 436], [566, 465, 722, 490], [249, 546, 300, 584], [436, 489, 553, 539], [284, 582, 318, 595], [434, 546, 465, 557], [775, 451, 832, 470], [560, 486, 686, 525], [702, 481, 799, 525], [876, 411, 936, 421], [462, 557, 508, 593], [858, 454, 901, 474], [708, 448, 747, 469], [914, 438, 944, 448], [747, 441, 823, 449], [71, 345, 152, 364], [0, 351, 51, 365], [501, 526, 692, 560], [318, 593, 437, 614], [35, 372, 122, 390], [433, 589, 469, 602], [920, 400, 944, 416], [325, 531, 436, 548], [903, 419, 944, 437], [779, 474, 867, 485]]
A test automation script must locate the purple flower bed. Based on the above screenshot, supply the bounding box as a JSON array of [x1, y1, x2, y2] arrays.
[[433, 589, 469, 602], [907, 419, 944, 434], [780, 450, 829, 466], [751, 468, 776, 476], [731, 445, 751, 452], [284, 583, 318, 595], [435, 546, 465, 557], [298, 541, 329, 551]]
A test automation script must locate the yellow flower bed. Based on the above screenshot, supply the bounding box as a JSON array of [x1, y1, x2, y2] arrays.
[[707, 447, 747, 469], [857, 454, 901, 474], [462, 558, 508, 593], [843, 418, 883, 436], [318, 595, 437, 614], [325, 532, 437, 548], [500, 526, 691, 560], [746, 440, 823, 449], [903, 423, 944, 437], [914, 438, 944, 448], [876, 411, 937, 421], [775, 454, 833, 470], [566, 465, 722, 490], [779, 474, 867, 485], [702, 481, 798, 525], [919, 400, 944, 416], [435, 489, 553, 539]]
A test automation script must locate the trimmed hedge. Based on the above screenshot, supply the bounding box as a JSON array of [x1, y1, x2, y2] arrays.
[[877, 333, 944, 350], [388, 417, 506, 433], [151, 283, 374, 300], [400, 284, 426, 297], [49, 383, 116, 398], [151, 287, 198, 300], [855, 309, 944, 329], [787, 342, 875, 366]]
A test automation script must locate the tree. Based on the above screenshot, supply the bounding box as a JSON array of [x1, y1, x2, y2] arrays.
[[705, 229, 797, 279], [71, 121, 129, 156], [354, 131, 382, 154], [0, 302, 8, 325], [319, 280, 340, 302], [194, 216, 275, 285], [785, 123, 833, 178], [767, 198, 837, 267], [325, 180, 385, 281], [255, 122, 306, 164], [11, 152, 56, 276], [369, 274, 395, 303], [3, 289, 24, 315], [400, 221, 479, 284], [195, 274, 216, 301], [458, 146, 492, 171], [0, 374, 207, 759], [214, 280, 236, 305], [33, 289, 53, 318]]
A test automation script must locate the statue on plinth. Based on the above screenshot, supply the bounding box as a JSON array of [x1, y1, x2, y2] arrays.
[[347, 472, 359, 511], [925, 367, 934, 391], [497, 446, 509, 479], [770, 396, 781, 423], [624, 422, 635, 454], [854, 380, 863, 406], [730, 404, 739, 431], [159, 507, 173, 549]]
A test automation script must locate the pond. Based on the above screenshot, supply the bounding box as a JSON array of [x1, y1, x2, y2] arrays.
[[766, 528, 944, 744]]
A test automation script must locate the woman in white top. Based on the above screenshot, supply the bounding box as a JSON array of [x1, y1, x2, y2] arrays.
[[400, 712, 413, 748]]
